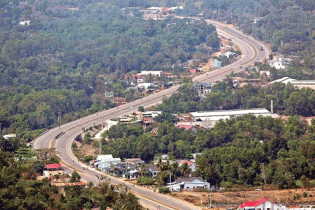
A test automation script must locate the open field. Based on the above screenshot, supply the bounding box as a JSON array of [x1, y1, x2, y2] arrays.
[[171, 188, 315, 208]]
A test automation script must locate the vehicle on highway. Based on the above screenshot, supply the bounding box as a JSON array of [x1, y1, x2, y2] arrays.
[[260, 46, 264, 51]]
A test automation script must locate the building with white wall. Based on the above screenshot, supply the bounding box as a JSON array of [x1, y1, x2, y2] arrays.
[[43, 164, 64, 177], [189, 108, 279, 128], [210, 59, 222, 68], [95, 155, 121, 170], [140, 71, 163, 77], [269, 77, 315, 90], [167, 177, 210, 191], [240, 198, 287, 210]]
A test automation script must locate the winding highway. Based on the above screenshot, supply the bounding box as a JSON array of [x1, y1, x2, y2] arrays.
[[33, 19, 270, 210]]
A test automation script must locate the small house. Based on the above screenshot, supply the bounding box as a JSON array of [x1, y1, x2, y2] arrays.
[[148, 165, 159, 178], [240, 197, 287, 210], [179, 160, 196, 172], [223, 51, 236, 58], [95, 155, 121, 171], [44, 163, 63, 177], [125, 158, 145, 167], [167, 177, 210, 191], [194, 82, 212, 98], [210, 59, 222, 68], [140, 70, 163, 77]]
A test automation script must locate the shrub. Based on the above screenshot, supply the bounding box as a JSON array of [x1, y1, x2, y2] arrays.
[[303, 192, 308, 198], [92, 141, 99, 148], [295, 180, 303, 188], [71, 142, 78, 149], [83, 155, 94, 164], [138, 106, 145, 112], [137, 177, 154, 185], [158, 186, 170, 194], [220, 181, 234, 188]]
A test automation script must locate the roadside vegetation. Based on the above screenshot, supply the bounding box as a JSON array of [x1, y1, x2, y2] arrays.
[[0, 145, 141, 210]]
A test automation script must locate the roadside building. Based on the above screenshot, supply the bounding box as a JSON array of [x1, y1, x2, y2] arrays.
[[95, 155, 121, 170], [141, 111, 162, 119], [194, 82, 213, 98], [210, 59, 222, 68], [125, 158, 145, 167], [43, 163, 63, 177], [148, 165, 159, 178], [189, 108, 279, 128], [268, 56, 291, 70], [137, 83, 155, 89], [167, 177, 210, 191], [140, 70, 163, 77], [223, 51, 236, 58], [269, 77, 315, 90], [240, 197, 287, 210]]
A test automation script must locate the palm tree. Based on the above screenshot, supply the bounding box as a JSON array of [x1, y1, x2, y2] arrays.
[[159, 160, 170, 173], [170, 162, 179, 179], [180, 163, 191, 177], [139, 164, 147, 177]]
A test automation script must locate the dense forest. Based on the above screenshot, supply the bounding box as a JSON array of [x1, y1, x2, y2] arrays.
[[0, 0, 219, 138]]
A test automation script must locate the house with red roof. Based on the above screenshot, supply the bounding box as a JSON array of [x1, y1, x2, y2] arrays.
[[177, 124, 194, 130], [43, 163, 64, 178], [179, 160, 196, 172], [239, 198, 287, 210]]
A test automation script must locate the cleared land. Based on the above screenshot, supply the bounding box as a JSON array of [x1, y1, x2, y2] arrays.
[[171, 188, 315, 208]]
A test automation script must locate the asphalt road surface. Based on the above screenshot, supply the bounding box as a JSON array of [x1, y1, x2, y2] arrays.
[[33, 19, 270, 210]]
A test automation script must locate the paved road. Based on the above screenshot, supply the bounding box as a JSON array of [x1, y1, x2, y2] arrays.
[[33, 20, 269, 210]]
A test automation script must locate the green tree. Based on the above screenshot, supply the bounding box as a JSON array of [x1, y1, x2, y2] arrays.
[[69, 170, 81, 183]]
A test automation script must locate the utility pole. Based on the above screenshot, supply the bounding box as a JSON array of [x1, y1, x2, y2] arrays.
[[58, 109, 61, 128], [169, 173, 172, 191]]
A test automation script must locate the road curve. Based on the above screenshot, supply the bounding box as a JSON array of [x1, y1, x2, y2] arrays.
[[33, 20, 269, 210]]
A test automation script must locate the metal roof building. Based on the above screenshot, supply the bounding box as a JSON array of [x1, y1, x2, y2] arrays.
[[189, 108, 279, 128]]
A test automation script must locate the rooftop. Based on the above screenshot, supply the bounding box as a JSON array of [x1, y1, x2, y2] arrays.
[[45, 163, 62, 169], [3, 134, 16, 139], [176, 177, 206, 183], [190, 108, 272, 118], [240, 197, 269, 208], [177, 124, 195, 130], [180, 160, 195, 166], [148, 165, 159, 171], [97, 154, 114, 161]]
